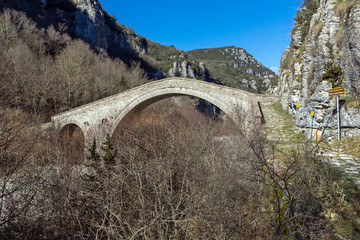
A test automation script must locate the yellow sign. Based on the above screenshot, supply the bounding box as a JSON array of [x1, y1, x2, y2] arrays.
[[328, 87, 345, 97], [310, 111, 315, 116], [296, 103, 300, 109]]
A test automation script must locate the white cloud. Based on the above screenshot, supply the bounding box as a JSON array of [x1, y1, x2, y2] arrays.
[[270, 66, 279, 75]]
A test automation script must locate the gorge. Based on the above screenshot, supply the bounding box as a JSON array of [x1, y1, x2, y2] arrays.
[[0, 0, 359, 239]]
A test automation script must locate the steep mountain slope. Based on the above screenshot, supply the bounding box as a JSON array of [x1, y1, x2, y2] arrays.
[[148, 43, 278, 93], [277, 0, 360, 138], [187, 47, 278, 92]]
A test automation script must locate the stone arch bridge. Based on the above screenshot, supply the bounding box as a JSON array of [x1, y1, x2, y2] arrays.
[[51, 77, 279, 146]]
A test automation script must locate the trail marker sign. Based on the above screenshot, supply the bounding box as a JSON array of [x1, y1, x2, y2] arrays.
[[328, 86, 345, 141], [328, 87, 345, 97]]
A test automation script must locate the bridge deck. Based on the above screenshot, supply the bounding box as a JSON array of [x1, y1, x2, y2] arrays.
[[52, 77, 279, 119]]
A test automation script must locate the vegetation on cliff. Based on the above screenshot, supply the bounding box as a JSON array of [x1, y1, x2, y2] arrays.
[[294, 0, 320, 39], [147, 43, 278, 93], [188, 47, 277, 92]]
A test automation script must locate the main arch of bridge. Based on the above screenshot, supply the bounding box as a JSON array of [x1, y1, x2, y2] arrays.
[[51, 77, 278, 147]]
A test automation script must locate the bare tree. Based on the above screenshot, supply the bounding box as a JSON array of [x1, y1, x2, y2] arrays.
[[0, 108, 44, 239]]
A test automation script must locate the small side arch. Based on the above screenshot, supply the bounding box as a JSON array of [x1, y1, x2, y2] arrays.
[[58, 118, 88, 142], [59, 123, 86, 164]]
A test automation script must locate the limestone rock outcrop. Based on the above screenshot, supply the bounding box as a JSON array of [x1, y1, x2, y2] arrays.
[[278, 0, 360, 138], [168, 61, 197, 79], [71, 0, 147, 55]]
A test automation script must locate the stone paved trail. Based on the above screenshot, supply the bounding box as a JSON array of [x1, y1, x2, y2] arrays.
[[261, 103, 292, 142], [316, 150, 360, 186], [261, 102, 360, 187]]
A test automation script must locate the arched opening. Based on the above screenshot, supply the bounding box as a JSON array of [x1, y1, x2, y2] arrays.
[[59, 123, 85, 165], [109, 86, 240, 139], [111, 95, 237, 148]]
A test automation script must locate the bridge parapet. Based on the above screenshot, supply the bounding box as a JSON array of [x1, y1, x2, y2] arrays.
[[254, 94, 280, 103]]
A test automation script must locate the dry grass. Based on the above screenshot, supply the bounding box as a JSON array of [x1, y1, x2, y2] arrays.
[[334, 0, 359, 18], [334, 24, 345, 47], [296, 42, 306, 63], [312, 19, 324, 39], [343, 96, 360, 108], [322, 133, 360, 158], [339, 136, 360, 157]]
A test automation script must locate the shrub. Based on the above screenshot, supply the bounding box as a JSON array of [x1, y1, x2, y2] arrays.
[[334, 0, 358, 18], [294, 0, 320, 39], [321, 64, 343, 87], [295, 0, 319, 25]]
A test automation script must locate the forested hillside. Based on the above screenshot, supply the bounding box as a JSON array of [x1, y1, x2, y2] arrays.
[[0, 9, 148, 121], [188, 46, 278, 92], [0, 0, 153, 69]]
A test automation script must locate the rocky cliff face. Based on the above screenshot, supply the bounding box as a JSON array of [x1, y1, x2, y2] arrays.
[[71, 0, 147, 55], [0, 0, 148, 58], [278, 0, 360, 138], [168, 60, 197, 78]]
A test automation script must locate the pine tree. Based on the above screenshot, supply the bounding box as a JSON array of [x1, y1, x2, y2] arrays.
[[87, 138, 100, 162], [101, 134, 117, 165]]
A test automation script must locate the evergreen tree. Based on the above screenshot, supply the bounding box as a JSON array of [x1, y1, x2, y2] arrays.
[[101, 134, 117, 165], [86, 138, 100, 162]]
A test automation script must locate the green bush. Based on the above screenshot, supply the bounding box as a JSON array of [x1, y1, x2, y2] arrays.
[[321, 64, 343, 87], [294, 0, 319, 25], [294, 0, 320, 39]]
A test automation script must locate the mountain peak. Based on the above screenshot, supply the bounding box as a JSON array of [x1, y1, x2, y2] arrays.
[[185, 47, 276, 92], [187, 46, 263, 68]]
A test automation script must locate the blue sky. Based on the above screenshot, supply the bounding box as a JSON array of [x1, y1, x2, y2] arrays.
[[99, 0, 300, 74]]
